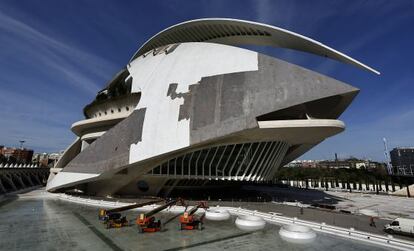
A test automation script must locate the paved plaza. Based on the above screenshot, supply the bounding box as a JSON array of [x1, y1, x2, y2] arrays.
[[245, 186, 414, 219], [0, 189, 396, 251]]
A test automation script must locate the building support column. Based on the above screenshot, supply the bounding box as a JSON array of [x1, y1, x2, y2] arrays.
[[32, 174, 42, 185], [0, 179, 6, 193], [3, 175, 17, 191], [13, 174, 26, 189], [22, 173, 34, 186]]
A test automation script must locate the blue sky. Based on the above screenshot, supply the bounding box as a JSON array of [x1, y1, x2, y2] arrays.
[[0, 0, 413, 161]]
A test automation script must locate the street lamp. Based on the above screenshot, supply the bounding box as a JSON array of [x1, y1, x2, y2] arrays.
[[19, 140, 25, 149]]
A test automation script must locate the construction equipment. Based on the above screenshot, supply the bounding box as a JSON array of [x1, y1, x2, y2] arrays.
[[98, 199, 162, 229], [104, 213, 130, 229], [179, 201, 208, 230], [136, 199, 178, 233]]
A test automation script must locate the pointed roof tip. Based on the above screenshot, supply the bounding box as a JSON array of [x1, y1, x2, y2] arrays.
[[130, 18, 379, 76]]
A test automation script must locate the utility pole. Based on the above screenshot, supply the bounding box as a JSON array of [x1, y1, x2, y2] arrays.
[[335, 153, 338, 169]]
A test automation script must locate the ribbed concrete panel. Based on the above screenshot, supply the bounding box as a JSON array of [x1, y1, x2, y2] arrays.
[[130, 18, 379, 74], [148, 141, 289, 181]]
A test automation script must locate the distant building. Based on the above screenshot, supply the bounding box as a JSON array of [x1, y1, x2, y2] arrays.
[[318, 160, 351, 169], [390, 147, 414, 175], [0, 146, 34, 164], [285, 160, 319, 168], [32, 152, 62, 168], [286, 158, 383, 170]]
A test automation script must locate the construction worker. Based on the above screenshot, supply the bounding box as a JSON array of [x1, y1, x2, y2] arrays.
[[369, 216, 376, 227]]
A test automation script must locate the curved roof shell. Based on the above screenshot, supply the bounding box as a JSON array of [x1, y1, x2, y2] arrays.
[[130, 18, 379, 75]]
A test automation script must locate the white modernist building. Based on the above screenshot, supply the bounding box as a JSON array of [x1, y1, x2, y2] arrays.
[[47, 18, 378, 197]]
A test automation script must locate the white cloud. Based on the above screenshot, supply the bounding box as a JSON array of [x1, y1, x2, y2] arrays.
[[0, 9, 118, 95], [0, 9, 120, 152]]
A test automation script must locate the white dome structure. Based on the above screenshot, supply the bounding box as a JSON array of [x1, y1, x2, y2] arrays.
[[205, 208, 231, 221], [279, 224, 317, 244], [235, 215, 266, 231]]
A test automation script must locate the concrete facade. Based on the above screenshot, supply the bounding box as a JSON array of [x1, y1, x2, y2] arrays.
[[46, 19, 377, 197]]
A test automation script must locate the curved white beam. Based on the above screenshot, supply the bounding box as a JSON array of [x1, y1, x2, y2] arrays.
[[71, 115, 126, 136], [130, 18, 379, 75], [46, 172, 100, 192], [257, 119, 345, 130]]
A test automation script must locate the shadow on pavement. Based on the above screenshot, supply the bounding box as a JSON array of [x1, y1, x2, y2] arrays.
[[243, 185, 345, 205], [0, 194, 18, 208]]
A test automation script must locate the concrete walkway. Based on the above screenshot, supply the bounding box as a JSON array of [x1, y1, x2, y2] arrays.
[[211, 200, 414, 241]]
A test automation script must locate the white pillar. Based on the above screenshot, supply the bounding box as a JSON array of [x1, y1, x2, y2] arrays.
[[81, 140, 90, 151]]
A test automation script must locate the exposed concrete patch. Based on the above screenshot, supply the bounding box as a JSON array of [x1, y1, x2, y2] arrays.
[[191, 77, 218, 128], [166, 83, 179, 98], [220, 72, 246, 121], [62, 109, 146, 174], [167, 83, 197, 121], [188, 54, 359, 145], [131, 108, 146, 144], [165, 43, 180, 54]]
